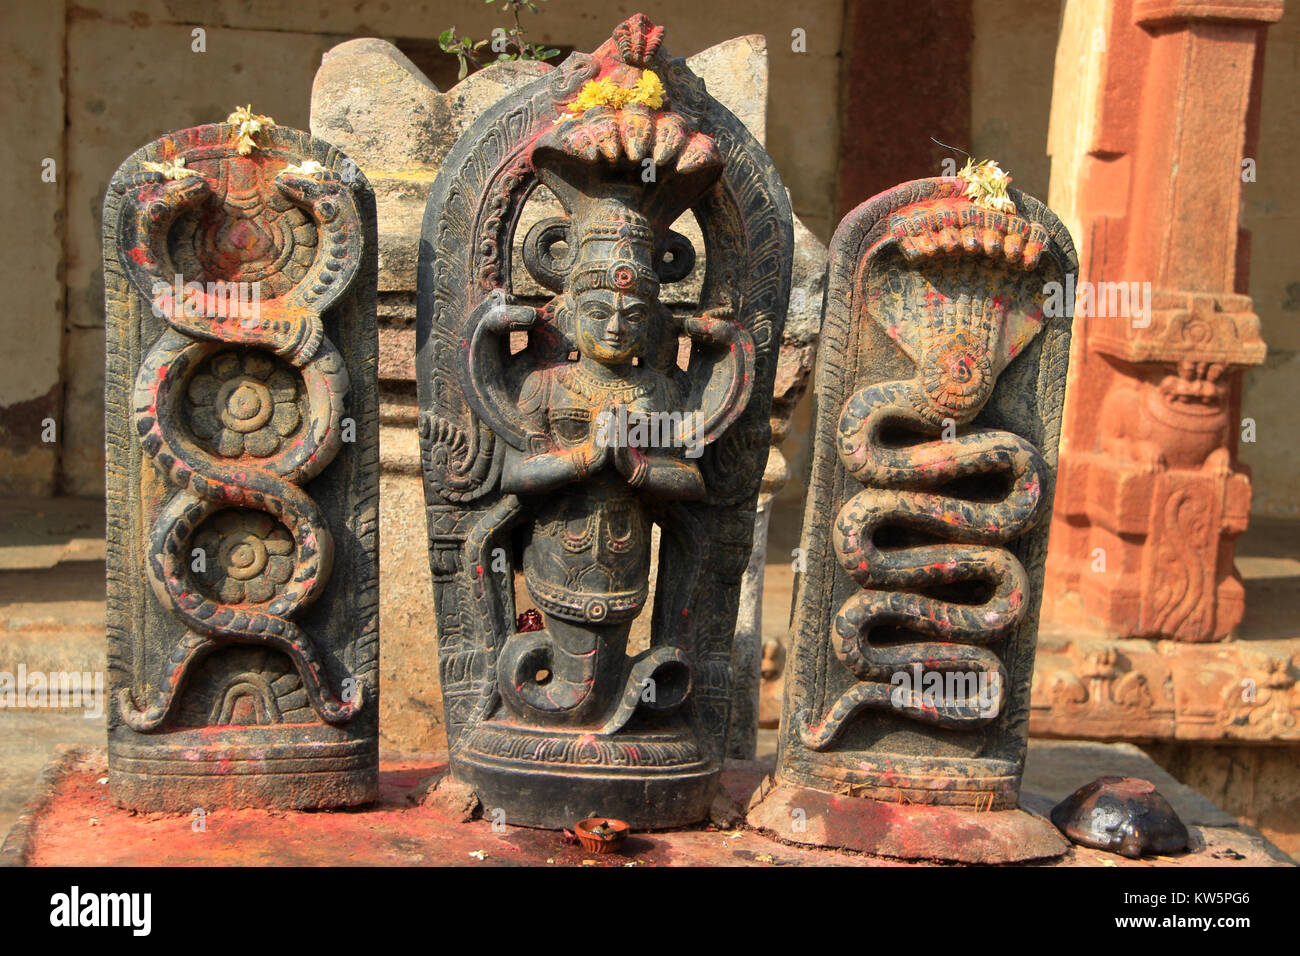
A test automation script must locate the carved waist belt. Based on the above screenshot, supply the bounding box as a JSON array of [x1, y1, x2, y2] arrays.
[[525, 576, 648, 625]]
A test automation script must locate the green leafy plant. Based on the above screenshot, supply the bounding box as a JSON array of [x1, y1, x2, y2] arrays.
[[439, 0, 561, 81]]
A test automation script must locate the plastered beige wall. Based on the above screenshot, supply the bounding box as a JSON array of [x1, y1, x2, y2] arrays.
[[971, 0, 1061, 203], [1241, 6, 1300, 517], [0, 2, 66, 495]]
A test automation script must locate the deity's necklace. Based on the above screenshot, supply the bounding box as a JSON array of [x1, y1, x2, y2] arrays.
[[565, 364, 649, 404]]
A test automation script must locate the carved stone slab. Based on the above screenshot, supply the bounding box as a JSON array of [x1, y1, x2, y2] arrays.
[[103, 121, 379, 810], [308, 35, 825, 759], [417, 15, 792, 829], [750, 178, 1076, 862], [1032, 634, 1300, 743]]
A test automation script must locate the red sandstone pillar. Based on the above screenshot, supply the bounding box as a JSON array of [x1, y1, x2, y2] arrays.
[[1044, 0, 1279, 642]]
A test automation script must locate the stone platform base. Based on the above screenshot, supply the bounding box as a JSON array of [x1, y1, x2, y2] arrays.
[[454, 755, 716, 831], [746, 781, 1069, 863], [108, 726, 377, 812], [2, 744, 1290, 867]]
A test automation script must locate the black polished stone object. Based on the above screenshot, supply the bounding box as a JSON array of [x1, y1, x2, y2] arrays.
[[1051, 776, 1190, 858]]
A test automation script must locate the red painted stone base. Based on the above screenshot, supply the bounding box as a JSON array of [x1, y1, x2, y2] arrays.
[[6, 749, 1283, 867], [746, 782, 1069, 864]]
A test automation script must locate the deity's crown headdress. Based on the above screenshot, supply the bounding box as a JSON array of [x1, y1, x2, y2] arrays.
[[526, 15, 727, 300], [567, 200, 660, 299]]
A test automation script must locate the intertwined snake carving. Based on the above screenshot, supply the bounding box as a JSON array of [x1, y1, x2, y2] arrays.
[[799, 206, 1053, 750], [113, 154, 364, 730]]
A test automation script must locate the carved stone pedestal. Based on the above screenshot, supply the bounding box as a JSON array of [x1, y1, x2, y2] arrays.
[[103, 120, 379, 810], [454, 726, 717, 830], [750, 178, 1076, 862], [747, 780, 1066, 864]]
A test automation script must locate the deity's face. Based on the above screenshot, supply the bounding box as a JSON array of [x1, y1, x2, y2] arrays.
[[572, 289, 650, 366]]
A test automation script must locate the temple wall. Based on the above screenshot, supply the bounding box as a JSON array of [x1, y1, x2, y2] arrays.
[[8, 0, 1294, 515]]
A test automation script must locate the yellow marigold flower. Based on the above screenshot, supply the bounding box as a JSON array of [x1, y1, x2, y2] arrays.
[[605, 82, 633, 109], [566, 70, 666, 114], [567, 78, 616, 113], [958, 158, 1017, 214], [629, 70, 665, 109]]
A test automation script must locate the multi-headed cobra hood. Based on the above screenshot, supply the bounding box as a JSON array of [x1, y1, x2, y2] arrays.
[[864, 186, 1057, 426], [530, 13, 726, 285]]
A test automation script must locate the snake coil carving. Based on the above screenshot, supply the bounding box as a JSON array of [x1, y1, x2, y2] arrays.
[[112, 149, 366, 731], [798, 203, 1056, 750]]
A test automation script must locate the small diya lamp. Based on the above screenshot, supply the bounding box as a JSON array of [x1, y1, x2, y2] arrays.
[[575, 817, 630, 854]]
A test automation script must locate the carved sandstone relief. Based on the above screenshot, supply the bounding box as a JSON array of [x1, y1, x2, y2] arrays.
[[1042, 0, 1275, 645], [104, 118, 379, 810]]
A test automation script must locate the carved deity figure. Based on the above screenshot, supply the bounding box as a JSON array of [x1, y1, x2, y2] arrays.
[[479, 197, 750, 730], [417, 15, 792, 828]]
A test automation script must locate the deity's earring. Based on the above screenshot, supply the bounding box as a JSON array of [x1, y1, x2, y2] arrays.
[[523, 217, 572, 293], [554, 297, 577, 353], [656, 229, 696, 284], [646, 302, 684, 371]]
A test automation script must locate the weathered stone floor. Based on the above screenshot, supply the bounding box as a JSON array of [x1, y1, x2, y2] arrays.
[[4, 741, 1290, 867]]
